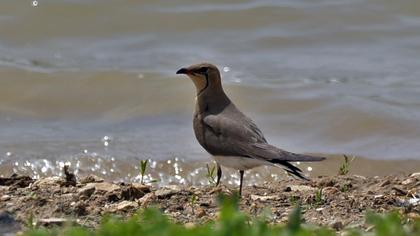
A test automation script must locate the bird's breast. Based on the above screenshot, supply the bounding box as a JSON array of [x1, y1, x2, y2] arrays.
[[193, 110, 208, 151]]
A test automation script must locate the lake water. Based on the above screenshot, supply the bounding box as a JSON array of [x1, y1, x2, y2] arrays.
[[0, 0, 419, 183]]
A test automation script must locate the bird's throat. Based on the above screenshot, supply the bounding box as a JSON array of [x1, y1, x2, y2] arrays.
[[196, 74, 209, 96]]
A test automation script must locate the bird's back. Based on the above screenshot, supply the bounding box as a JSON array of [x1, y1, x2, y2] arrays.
[[193, 95, 267, 156]]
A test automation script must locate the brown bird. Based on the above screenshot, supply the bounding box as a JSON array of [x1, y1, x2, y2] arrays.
[[176, 63, 325, 195]]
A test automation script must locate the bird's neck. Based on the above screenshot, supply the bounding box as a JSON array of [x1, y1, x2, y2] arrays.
[[196, 88, 231, 113]]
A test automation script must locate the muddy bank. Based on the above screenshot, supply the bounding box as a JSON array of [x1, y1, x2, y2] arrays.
[[0, 171, 419, 233]]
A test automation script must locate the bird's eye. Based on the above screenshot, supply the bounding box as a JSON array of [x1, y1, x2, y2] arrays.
[[196, 67, 208, 74]]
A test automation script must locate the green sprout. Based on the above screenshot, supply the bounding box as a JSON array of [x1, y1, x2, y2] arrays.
[[206, 163, 216, 185], [289, 195, 299, 206], [139, 160, 148, 185], [315, 188, 324, 205], [190, 194, 198, 215], [338, 154, 354, 175]]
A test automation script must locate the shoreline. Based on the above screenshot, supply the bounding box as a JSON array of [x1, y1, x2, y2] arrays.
[[1, 171, 419, 233]]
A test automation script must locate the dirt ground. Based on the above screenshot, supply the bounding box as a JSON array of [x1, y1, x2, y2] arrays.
[[0, 170, 419, 233]]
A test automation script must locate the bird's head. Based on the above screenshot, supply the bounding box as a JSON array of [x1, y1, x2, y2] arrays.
[[176, 63, 222, 95]]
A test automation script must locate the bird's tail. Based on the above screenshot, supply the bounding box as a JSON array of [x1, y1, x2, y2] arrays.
[[249, 143, 326, 180], [271, 152, 325, 180], [271, 159, 309, 180], [280, 151, 326, 162]]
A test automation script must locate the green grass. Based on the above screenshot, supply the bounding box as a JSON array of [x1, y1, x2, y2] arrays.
[[139, 160, 148, 185], [24, 194, 420, 236], [205, 163, 217, 186], [338, 154, 354, 175]]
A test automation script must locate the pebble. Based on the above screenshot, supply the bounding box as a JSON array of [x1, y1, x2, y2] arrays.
[[37, 218, 75, 227], [0, 195, 11, 201], [407, 212, 420, 220], [290, 185, 316, 192], [329, 220, 343, 231], [110, 201, 138, 212], [184, 222, 195, 229], [90, 182, 120, 193], [33, 177, 62, 187], [132, 183, 151, 193], [195, 207, 206, 218], [323, 187, 339, 195], [78, 185, 95, 198], [401, 178, 415, 185], [379, 179, 390, 187], [138, 193, 155, 207], [155, 185, 181, 198], [80, 175, 104, 184], [410, 172, 420, 178], [250, 195, 278, 201]]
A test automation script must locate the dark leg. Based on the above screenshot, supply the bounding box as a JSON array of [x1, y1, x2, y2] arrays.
[[239, 170, 244, 196], [216, 163, 222, 186]]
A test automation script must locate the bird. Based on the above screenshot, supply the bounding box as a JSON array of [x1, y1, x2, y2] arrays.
[[176, 63, 325, 196]]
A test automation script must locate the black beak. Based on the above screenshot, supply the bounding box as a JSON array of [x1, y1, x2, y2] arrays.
[[176, 68, 189, 75]]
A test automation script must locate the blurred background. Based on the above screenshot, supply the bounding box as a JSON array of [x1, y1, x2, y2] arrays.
[[0, 0, 420, 184]]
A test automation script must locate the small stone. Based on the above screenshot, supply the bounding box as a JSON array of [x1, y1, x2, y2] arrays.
[[250, 195, 278, 201], [78, 185, 95, 198], [33, 177, 62, 187], [392, 186, 407, 196], [79, 175, 104, 184], [290, 185, 316, 192], [1, 195, 11, 201], [120, 184, 151, 200], [407, 198, 420, 206], [284, 186, 292, 192], [401, 178, 415, 185], [410, 172, 420, 178], [353, 175, 367, 180], [91, 182, 120, 193], [365, 225, 375, 232], [329, 220, 343, 231], [132, 183, 151, 192], [114, 201, 138, 212], [72, 201, 88, 216], [37, 218, 75, 227], [195, 207, 206, 218], [138, 193, 155, 207], [0, 175, 33, 188], [323, 187, 339, 195], [407, 212, 420, 220], [379, 179, 390, 187], [155, 185, 181, 198], [208, 186, 222, 194], [184, 222, 195, 229]]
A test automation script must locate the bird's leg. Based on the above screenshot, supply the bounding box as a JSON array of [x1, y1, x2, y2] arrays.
[[239, 170, 244, 196], [216, 163, 222, 186]]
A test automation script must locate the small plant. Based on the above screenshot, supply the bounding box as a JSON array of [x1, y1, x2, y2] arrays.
[[206, 163, 216, 185], [289, 195, 299, 206], [190, 194, 198, 215], [139, 160, 148, 184], [315, 188, 324, 205], [339, 183, 352, 193], [338, 154, 354, 175], [340, 185, 349, 192], [26, 212, 35, 229], [29, 192, 38, 200]]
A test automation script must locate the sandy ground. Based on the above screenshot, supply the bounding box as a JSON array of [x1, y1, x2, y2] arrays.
[[0, 170, 419, 233]]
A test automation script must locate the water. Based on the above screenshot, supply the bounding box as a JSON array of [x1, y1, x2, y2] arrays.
[[1, 0, 420, 182]]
